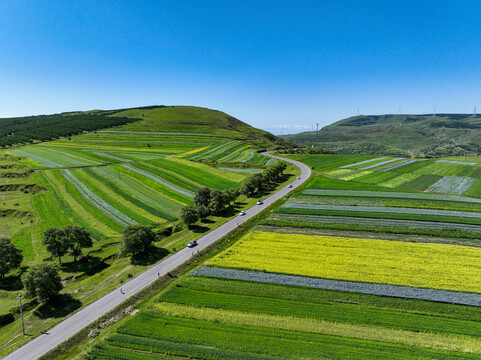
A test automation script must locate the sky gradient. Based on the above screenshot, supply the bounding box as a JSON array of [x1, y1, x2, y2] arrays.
[[1, 1, 480, 133]]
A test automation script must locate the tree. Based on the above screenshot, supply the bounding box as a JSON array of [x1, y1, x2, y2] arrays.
[[180, 206, 198, 228], [64, 226, 93, 262], [22, 263, 62, 303], [120, 224, 156, 256], [241, 177, 257, 197], [250, 173, 265, 193], [194, 187, 211, 209], [42, 227, 69, 264], [0, 238, 23, 280], [197, 204, 210, 220], [210, 190, 228, 214], [224, 189, 239, 206]]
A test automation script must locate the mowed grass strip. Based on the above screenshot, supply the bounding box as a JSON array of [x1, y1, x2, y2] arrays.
[[154, 302, 481, 355], [208, 231, 481, 293], [98, 311, 480, 360]]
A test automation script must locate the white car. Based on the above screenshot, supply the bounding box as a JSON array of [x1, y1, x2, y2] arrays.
[[257, 200, 264, 205], [239, 211, 246, 216], [288, 184, 293, 188], [187, 240, 198, 248]]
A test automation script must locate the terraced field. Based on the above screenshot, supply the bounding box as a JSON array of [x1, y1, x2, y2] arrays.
[[0, 106, 291, 355], [4, 107, 273, 261]]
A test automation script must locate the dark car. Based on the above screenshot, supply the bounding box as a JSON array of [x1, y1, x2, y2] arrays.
[[187, 240, 198, 248]]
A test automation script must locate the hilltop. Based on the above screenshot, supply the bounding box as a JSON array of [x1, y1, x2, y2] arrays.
[[1, 105, 286, 149], [282, 113, 481, 157]]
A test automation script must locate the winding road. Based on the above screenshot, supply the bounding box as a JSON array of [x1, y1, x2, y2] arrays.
[[2, 153, 311, 360]]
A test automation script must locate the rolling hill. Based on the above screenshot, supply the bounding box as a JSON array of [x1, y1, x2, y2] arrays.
[[282, 113, 481, 157], [0, 105, 284, 149]]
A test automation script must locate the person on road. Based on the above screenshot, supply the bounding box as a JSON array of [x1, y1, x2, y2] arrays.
[[120, 288, 123, 294]]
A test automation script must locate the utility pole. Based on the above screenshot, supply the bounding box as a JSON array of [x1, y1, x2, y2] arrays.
[[474, 106, 477, 117], [17, 295, 25, 335], [316, 123, 319, 141]]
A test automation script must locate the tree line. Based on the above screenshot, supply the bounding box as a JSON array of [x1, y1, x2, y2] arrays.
[[180, 162, 287, 227], [0, 113, 137, 147]]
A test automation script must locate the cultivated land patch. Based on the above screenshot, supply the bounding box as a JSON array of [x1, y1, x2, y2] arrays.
[[193, 267, 481, 306], [86, 274, 481, 359], [207, 231, 481, 293]]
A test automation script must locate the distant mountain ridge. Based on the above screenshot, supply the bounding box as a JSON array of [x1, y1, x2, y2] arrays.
[[281, 113, 481, 157]]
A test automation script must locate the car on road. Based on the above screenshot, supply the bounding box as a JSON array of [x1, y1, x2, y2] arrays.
[[288, 184, 293, 188], [257, 200, 264, 205], [187, 240, 198, 248], [297, 176, 301, 179], [239, 211, 246, 216]]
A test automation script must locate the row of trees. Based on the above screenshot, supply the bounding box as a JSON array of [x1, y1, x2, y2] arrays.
[[180, 187, 240, 228], [180, 162, 288, 227], [240, 162, 287, 197]]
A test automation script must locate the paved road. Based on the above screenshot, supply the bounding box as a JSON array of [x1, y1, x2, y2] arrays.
[[2, 153, 311, 360]]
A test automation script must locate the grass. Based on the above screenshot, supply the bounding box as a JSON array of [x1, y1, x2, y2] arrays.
[[207, 231, 481, 293]]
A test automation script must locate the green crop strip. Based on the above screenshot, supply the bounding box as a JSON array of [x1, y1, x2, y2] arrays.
[[158, 279, 481, 337], [71, 168, 157, 225], [154, 302, 481, 355], [84, 167, 175, 222], [92, 311, 479, 360]]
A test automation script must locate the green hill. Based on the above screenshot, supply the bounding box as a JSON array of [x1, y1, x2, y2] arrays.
[[1, 105, 283, 149], [282, 114, 481, 157]]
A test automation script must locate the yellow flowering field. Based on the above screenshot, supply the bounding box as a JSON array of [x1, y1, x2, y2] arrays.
[[208, 231, 481, 293]]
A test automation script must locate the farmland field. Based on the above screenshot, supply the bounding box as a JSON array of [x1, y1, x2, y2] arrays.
[[207, 231, 481, 293], [85, 273, 481, 359], [0, 106, 296, 356], [71, 151, 481, 360]]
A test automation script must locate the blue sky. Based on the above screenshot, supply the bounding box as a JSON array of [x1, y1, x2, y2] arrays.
[[1, 1, 480, 133]]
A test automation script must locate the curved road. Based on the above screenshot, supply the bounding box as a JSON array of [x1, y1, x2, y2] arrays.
[[2, 153, 311, 360]]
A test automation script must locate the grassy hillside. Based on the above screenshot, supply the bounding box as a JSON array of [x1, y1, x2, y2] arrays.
[[282, 113, 481, 156], [0, 105, 303, 356], [1, 105, 283, 149]]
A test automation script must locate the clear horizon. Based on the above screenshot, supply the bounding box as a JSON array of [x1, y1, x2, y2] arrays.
[[1, 1, 480, 131]]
